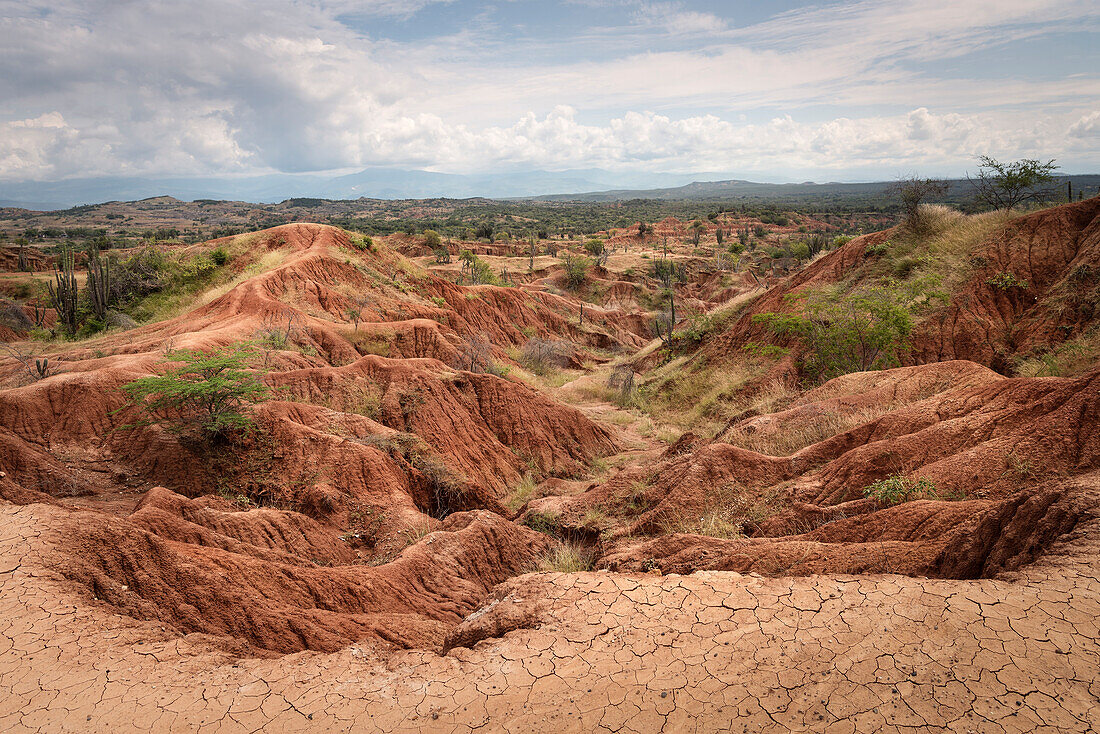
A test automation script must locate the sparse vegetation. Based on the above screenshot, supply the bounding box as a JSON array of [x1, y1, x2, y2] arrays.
[[561, 253, 591, 290], [520, 337, 573, 375], [987, 271, 1029, 290], [507, 474, 538, 512], [538, 541, 596, 573], [661, 484, 785, 538]]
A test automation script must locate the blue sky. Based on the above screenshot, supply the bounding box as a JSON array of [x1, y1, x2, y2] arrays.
[[1, 0, 1098, 184]]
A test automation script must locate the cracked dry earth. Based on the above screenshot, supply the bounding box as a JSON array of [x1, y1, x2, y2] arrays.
[[2, 499, 1099, 732]]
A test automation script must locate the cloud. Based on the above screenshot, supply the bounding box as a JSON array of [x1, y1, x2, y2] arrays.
[[1069, 111, 1100, 138], [315, 0, 456, 19], [632, 1, 727, 35], [0, 0, 1097, 182]]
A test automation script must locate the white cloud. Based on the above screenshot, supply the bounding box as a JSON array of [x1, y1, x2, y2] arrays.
[[1069, 111, 1100, 138], [0, 0, 1097, 181], [632, 2, 727, 35]]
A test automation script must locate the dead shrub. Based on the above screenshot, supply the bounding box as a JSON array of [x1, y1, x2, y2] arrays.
[[520, 337, 573, 374]]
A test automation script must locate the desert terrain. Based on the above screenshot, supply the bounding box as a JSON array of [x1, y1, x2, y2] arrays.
[[1, 197, 1099, 732]]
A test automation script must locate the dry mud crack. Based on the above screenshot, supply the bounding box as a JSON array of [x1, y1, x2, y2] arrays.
[[2, 501, 1098, 732]]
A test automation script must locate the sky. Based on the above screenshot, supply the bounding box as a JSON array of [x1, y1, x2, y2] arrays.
[[1, 0, 1098, 186]]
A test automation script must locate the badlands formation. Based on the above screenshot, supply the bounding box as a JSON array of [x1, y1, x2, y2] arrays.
[[1, 199, 1100, 731]]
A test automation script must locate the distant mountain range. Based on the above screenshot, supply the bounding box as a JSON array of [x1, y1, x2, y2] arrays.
[[529, 176, 1100, 203], [1, 169, 1097, 211], [0, 168, 741, 210]]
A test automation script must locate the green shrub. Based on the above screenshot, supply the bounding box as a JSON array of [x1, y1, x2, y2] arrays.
[[210, 247, 229, 266], [863, 474, 939, 506], [459, 250, 499, 285], [351, 234, 375, 252], [561, 254, 592, 290], [754, 280, 945, 380], [742, 342, 790, 360], [679, 314, 715, 343], [864, 242, 890, 257], [987, 271, 1029, 290], [120, 342, 270, 439]]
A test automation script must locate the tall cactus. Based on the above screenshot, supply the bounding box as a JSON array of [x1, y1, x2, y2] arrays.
[[87, 247, 111, 321], [47, 249, 79, 335]]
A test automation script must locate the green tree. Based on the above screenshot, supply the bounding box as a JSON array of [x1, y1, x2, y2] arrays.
[[690, 220, 705, 245], [121, 343, 270, 438], [969, 156, 1059, 211], [423, 229, 442, 248], [474, 222, 494, 240]]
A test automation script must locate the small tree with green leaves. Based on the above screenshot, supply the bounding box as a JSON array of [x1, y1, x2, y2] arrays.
[[690, 220, 705, 246], [121, 343, 270, 439], [584, 237, 608, 266], [969, 155, 1059, 211]]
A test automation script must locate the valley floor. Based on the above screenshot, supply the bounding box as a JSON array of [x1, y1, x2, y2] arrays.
[[3, 496, 1099, 732]]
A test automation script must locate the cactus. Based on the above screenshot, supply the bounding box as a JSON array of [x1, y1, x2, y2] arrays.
[[34, 358, 49, 379], [47, 249, 79, 335], [87, 248, 111, 321]]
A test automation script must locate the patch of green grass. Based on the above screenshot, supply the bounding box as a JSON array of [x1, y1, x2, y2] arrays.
[[506, 474, 538, 512], [523, 510, 559, 535], [862, 474, 951, 506]]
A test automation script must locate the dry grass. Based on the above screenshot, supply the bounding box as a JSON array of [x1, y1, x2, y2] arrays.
[[582, 506, 606, 528], [722, 403, 892, 456], [1015, 324, 1100, 378], [660, 484, 786, 539], [399, 519, 433, 546], [698, 379, 797, 433], [879, 207, 1015, 293], [344, 331, 391, 357], [643, 360, 757, 432], [601, 410, 637, 426], [195, 248, 289, 309], [538, 541, 596, 573]]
